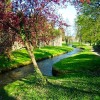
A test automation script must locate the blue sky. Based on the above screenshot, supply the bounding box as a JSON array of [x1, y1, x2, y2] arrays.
[[58, 4, 77, 36]]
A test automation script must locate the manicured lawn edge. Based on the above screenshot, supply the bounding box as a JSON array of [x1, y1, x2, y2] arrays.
[[52, 67, 72, 76], [0, 46, 73, 74], [52, 45, 100, 76]]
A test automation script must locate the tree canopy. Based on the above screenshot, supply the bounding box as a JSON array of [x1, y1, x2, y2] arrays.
[[0, 0, 92, 83], [75, 0, 100, 45]]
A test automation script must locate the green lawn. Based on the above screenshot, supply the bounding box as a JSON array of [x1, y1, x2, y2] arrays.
[[53, 45, 100, 74], [0, 44, 100, 100], [0, 45, 73, 73], [0, 73, 100, 100]]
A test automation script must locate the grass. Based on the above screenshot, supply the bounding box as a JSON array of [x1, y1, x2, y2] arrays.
[[53, 44, 100, 75], [0, 43, 100, 100], [0, 73, 100, 100], [72, 42, 90, 47], [0, 45, 73, 73]]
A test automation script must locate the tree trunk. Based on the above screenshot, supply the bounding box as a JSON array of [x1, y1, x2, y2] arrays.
[[90, 41, 91, 46], [24, 40, 46, 84], [65, 37, 68, 45], [5, 48, 12, 61]]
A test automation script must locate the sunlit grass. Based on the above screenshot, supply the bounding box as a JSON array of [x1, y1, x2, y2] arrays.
[[0, 44, 100, 99], [0, 45, 73, 72], [53, 44, 100, 75], [53, 52, 100, 71], [0, 74, 100, 100]]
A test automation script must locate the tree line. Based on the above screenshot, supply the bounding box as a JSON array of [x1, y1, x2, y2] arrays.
[[76, 0, 100, 46]]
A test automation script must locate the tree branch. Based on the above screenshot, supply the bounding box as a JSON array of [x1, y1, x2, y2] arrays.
[[0, 20, 19, 33]]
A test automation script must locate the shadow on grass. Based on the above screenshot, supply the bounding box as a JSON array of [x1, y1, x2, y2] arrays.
[[0, 49, 53, 72], [12, 51, 30, 59], [15, 74, 100, 99], [13, 48, 54, 60], [35, 49, 54, 59], [0, 45, 72, 72], [0, 87, 16, 100], [0, 50, 30, 67], [47, 81, 100, 95], [53, 53, 100, 77]]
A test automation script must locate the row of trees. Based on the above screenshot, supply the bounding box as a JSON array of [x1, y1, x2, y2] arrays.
[[76, 0, 100, 45], [0, 0, 90, 83]]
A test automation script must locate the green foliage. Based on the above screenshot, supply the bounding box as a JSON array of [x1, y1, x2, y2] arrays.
[[93, 40, 100, 53], [72, 42, 88, 48], [76, 0, 100, 45], [51, 29, 61, 36]]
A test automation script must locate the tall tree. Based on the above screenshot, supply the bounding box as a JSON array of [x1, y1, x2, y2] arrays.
[[75, 0, 100, 45], [0, 0, 90, 83]]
